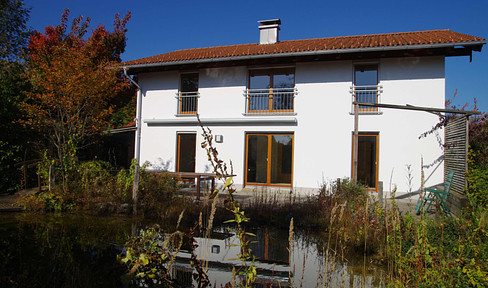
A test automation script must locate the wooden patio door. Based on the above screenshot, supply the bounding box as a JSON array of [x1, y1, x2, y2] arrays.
[[352, 133, 379, 191], [245, 133, 293, 187], [177, 133, 196, 172]]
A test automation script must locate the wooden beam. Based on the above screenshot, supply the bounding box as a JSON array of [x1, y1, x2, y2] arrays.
[[353, 102, 481, 115]]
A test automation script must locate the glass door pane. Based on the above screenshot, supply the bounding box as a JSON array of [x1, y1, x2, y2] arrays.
[[177, 134, 196, 172], [180, 73, 198, 114], [357, 135, 377, 188], [354, 65, 378, 111], [246, 135, 268, 183], [249, 74, 271, 111], [272, 73, 295, 111], [270, 135, 293, 184]]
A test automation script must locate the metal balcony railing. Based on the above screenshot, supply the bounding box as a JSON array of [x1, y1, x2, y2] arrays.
[[350, 85, 383, 113], [176, 92, 199, 115], [244, 88, 297, 114]]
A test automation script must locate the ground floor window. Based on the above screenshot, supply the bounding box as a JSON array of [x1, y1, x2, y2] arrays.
[[245, 133, 293, 187], [177, 133, 196, 172], [352, 132, 379, 190]]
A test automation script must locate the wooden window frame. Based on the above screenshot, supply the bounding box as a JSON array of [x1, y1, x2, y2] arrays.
[[244, 132, 294, 188]]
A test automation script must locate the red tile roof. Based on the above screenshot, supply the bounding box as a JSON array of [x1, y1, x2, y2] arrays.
[[123, 29, 485, 67]]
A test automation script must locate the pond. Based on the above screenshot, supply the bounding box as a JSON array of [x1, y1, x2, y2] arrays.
[[0, 213, 387, 287]]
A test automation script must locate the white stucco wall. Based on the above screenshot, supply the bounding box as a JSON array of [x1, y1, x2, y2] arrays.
[[137, 56, 445, 195]]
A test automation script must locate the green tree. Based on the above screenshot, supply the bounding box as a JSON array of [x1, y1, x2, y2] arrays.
[[0, 0, 31, 194]]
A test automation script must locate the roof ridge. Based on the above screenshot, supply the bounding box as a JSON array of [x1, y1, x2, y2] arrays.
[[170, 29, 457, 52], [284, 29, 453, 42], [145, 30, 463, 55]]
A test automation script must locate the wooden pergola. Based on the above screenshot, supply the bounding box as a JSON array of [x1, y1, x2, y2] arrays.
[[352, 102, 480, 200]]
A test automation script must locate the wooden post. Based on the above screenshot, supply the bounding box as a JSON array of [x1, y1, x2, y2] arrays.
[[465, 115, 469, 189], [49, 165, 52, 191], [264, 227, 269, 260], [85, 168, 89, 197], [38, 165, 41, 193], [22, 149, 27, 190], [353, 103, 359, 183], [132, 163, 140, 216]]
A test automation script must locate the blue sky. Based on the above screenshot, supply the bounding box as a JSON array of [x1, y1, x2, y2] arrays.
[[24, 0, 488, 112]]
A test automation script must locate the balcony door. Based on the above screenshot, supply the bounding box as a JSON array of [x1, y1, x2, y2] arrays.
[[245, 133, 293, 187], [248, 68, 295, 113], [354, 64, 378, 112], [177, 133, 196, 173], [178, 73, 199, 115]]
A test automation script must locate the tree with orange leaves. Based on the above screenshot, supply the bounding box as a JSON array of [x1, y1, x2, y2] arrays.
[[22, 9, 130, 192]]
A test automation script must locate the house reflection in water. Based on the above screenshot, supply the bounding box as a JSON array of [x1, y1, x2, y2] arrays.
[[174, 227, 290, 287]]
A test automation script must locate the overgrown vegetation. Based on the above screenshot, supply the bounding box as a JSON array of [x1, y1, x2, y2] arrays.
[[17, 160, 179, 215]]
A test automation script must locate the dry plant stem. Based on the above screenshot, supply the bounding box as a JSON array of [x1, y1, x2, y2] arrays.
[[206, 196, 218, 239], [323, 203, 338, 288], [176, 209, 185, 230], [162, 231, 184, 276], [198, 212, 203, 233], [362, 194, 368, 288], [288, 217, 294, 282], [203, 197, 218, 274]]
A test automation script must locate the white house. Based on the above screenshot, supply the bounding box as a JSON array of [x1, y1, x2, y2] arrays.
[[123, 20, 485, 194]]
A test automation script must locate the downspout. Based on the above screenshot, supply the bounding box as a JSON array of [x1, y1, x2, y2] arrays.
[[123, 67, 142, 216]]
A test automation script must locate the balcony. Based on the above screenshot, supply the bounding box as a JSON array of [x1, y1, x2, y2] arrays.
[[176, 92, 199, 115], [350, 85, 383, 114], [244, 88, 297, 114]]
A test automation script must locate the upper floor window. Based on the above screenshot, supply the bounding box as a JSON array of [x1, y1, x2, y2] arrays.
[[246, 68, 297, 114], [352, 64, 382, 113], [178, 73, 199, 115]]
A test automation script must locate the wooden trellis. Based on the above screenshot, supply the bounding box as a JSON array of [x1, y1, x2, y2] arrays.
[[444, 116, 469, 215]]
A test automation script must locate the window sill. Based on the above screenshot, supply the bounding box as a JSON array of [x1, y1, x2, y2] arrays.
[[243, 112, 297, 116]]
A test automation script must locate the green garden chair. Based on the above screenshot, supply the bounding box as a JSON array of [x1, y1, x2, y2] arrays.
[[415, 171, 454, 217]]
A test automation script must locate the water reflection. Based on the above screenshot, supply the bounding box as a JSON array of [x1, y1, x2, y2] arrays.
[[0, 213, 386, 287], [174, 226, 386, 287], [0, 213, 135, 288]]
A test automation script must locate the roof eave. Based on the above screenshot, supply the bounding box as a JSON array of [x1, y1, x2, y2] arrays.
[[123, 40, 486, 73]]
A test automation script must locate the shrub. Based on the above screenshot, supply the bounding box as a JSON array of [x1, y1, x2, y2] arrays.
[[138, 165, 179, 217], [17, 191, 73, 212], [466, 165, 488, 209]]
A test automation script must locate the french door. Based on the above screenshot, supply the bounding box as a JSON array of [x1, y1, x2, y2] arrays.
[[245, 133, 293, 187]]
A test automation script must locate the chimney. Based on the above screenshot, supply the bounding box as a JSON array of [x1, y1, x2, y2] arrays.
[[258, 19, 281, 45]]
